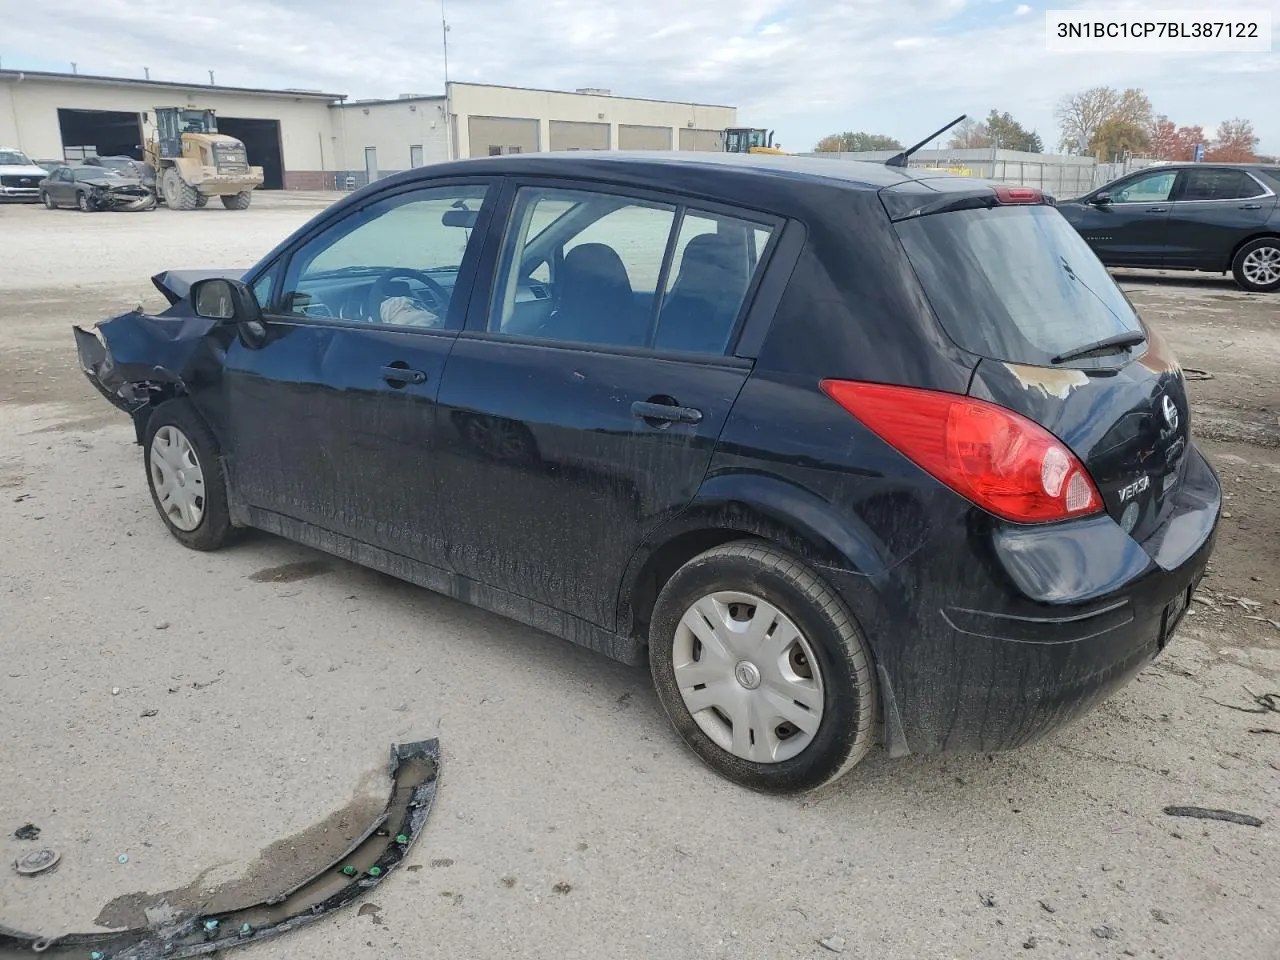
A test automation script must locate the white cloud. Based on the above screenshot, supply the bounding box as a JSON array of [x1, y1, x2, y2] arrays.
[[1014, 3, 1031, 14], [0, 0, 1275, 153]]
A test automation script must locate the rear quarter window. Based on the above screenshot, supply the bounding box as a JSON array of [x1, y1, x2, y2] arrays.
[[894, 205, 1143, 366]]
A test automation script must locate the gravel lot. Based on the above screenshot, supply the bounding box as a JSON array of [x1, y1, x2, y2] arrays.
[[1, 194, 1277, 959]]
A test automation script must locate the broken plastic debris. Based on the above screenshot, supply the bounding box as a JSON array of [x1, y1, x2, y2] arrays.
[[118, 854, 129, 864], [1163, 805, 1263, 827], [12, 824, 39, 841], [13, 849, 60, 876]]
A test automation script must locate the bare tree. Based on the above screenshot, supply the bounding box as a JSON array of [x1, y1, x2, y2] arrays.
[[1055, 86, 1119, 154]]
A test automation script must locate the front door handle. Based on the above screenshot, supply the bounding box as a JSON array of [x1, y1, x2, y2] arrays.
[[381, 364, 426, 386], [632, 400, 703, 426], [1145, 206, 1168, 213], [1240, 203, 1263, 210]]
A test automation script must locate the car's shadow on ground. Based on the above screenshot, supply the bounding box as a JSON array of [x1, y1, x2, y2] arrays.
[[1110, 270, 1248, 292]]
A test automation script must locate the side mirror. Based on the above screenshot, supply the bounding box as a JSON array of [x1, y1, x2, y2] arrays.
[[190, 277, 262, 324], [1092, 191, 1112, 206]]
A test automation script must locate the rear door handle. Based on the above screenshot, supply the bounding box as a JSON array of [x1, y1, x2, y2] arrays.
[[632, 401, 703, 425], [1239, 203, 1263, 210], [381, 364, 426, 386], [1145, 206, 1168, 213]]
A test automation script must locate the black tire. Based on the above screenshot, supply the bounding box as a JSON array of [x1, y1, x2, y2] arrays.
[[194, 194, 209, 208], [76, 191, 94, 212], [162, 169, 199, 211], [143, 400, 238, 551], [41, 191, 57, 210], [221, 191, 253, 210], [1231, 237, 1280, 293], [649, 541, 879, 793]]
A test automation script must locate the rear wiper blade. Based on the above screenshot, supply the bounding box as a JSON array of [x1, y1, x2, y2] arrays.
[[1051, 331, 1147, 365]]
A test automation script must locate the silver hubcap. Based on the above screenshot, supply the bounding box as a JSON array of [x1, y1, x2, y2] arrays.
[[673, 591, 824, 764], [1242, 246, 1280, 286], [149, 425, 206, 531]]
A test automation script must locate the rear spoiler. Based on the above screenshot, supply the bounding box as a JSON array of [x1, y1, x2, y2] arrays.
[[151, 268, 245, 306], [879, 178, 1054, 222]]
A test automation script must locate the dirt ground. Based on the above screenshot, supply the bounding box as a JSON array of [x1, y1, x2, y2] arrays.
[[1, 196, 1277, 960]]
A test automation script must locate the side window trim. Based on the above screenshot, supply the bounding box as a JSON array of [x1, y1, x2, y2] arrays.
[[262, 177, 499, 334], [468, 175, 786, 361], [645, 204, 687, 345]]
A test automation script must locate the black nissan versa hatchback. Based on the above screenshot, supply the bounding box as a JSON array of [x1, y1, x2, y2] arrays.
[[74, 152, 1220, 792]]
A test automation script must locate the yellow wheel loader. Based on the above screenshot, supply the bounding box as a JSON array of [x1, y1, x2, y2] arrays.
[[722, 128, 786, 155], [144, 107, 263, 210]]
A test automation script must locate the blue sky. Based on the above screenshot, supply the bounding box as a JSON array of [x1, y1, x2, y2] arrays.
[[1, 0, 1276, 153]]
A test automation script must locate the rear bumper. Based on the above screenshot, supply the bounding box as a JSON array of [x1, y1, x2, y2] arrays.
[[824, 443, 1221, 756]]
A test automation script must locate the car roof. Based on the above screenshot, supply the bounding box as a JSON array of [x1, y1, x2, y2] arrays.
[[1128, 162, 1276, 172], [413, 150, 968, 193]]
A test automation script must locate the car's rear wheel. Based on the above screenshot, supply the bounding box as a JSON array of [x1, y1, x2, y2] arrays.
[[1232, 237, 1280, 293], [649, 541, 879, 793], [144, 400, 237, 551], [41, 191, 57, 210]]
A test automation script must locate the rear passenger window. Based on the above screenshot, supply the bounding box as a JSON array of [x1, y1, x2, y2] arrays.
[[489, 186, 774, 355], [655, 212, 773, 354], [1180, 169, 1265, 201]]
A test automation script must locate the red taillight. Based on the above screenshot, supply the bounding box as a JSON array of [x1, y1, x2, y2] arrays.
[[820, 380, 1101, 524], [992, 185, 1043, 204]]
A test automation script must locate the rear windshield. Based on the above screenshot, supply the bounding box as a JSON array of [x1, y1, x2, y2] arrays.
[[895, 205, 1143, 366]]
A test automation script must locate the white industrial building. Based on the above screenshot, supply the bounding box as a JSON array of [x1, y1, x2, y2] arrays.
[[0, 70, 738, 190]]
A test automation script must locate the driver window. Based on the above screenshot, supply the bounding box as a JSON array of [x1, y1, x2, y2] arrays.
[[1113, 172, 1176, 204], [278, 184, 489, 328]]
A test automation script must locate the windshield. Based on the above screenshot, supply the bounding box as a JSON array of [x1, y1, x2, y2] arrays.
[[0, 149, 34, 166], [178, 110, 215, 133], [895, 205, 1143, 366]]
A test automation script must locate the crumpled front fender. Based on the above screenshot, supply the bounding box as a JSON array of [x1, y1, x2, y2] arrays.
[[73, 308, 228, 433]]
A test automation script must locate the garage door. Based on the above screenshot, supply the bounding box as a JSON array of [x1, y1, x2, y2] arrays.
[[549, 121, 610, 152], [57, 108, 144, 161], [679, 128, 724, 152], [469, 117, 539, 157], [618, 125, 672, 151], [217, 117, 284, 189]]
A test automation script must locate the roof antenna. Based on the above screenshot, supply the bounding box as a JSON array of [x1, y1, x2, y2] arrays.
[[885, 114, 966, 168]]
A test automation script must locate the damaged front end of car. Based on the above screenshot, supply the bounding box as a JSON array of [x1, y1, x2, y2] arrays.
[[81, 176, 157, 211], [73, 271, 242, 443]]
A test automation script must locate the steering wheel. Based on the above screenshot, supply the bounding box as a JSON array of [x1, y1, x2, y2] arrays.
[[367, 268, 451, 323]]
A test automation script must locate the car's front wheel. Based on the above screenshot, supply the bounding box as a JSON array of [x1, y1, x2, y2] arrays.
[[76, 191, 94, 212], [144, 400, 237, 551], [649, 541, 879, 793], [1232, 237, 1280, 293]]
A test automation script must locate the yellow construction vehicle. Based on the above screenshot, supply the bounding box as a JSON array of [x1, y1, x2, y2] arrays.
[[143, 107, 263, 210], [722, 128, 786, 155]]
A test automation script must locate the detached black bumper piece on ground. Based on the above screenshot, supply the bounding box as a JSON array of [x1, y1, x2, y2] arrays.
[[0, 739, 439, 960]]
